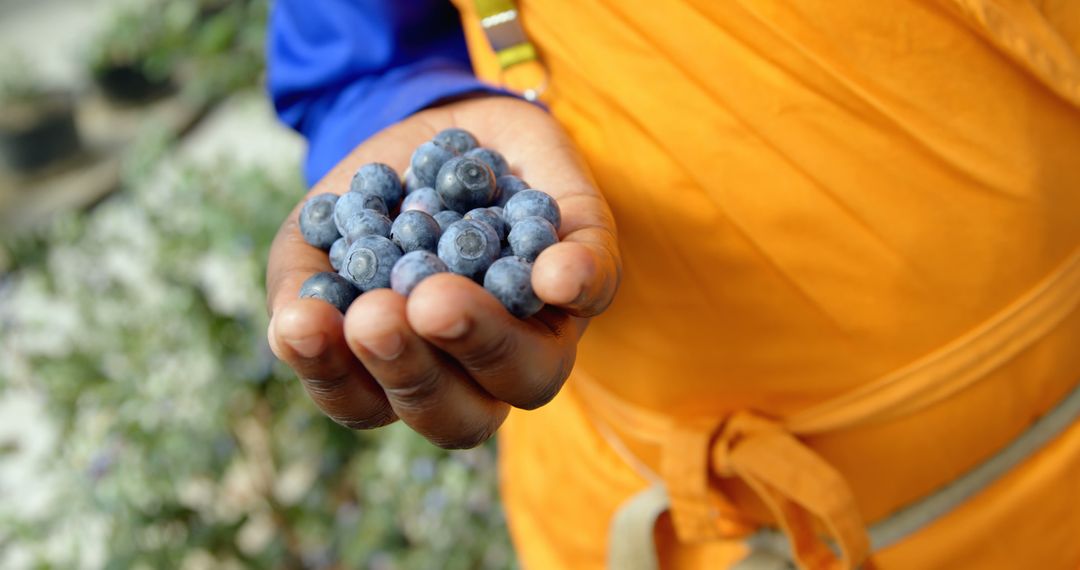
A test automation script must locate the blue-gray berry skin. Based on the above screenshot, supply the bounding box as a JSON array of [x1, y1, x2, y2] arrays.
[[433, 128, 478, 155], [437, 219, 500, 281], [339, 209, 392, 242], [400, 187, 444, 216], [503, 189, 561, 230], [464, 208, 507, 242], [403, 167, 424, 194], [494, 175, 529, 207], [339, 235, 403, 292], [299, 193, 341, 250], [433, 210, 463, 233], [390, 210, 441, 253], [500, 244, 514, 258], [488, 206, 504, 219], [350, 163, 403, 209], [465, 147, 510, 178], [335, 192, 387, 235], [299, 272, 360, 314], [483, 257, 543, 319], [391, 250, 449, 296], [329, 237, 348, 271], [508, 216, 558, 262], [435, 156, 496, 214], [410, 141, 455, 188]]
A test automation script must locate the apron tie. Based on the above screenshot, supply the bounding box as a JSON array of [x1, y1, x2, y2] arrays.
[[663, 412, 873, 570]]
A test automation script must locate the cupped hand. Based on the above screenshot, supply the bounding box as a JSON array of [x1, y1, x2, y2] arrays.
[[266, 96, 620, 448]]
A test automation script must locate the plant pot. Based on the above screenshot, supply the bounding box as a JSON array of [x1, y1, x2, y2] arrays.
[[0, 92, 82, 174], [93, 63, 174, 104]]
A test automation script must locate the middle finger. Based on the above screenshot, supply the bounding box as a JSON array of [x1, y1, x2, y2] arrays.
[[344, 289, 510, 449]]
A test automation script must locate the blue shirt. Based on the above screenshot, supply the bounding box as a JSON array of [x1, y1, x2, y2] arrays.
[[267, 0, 510, 186]]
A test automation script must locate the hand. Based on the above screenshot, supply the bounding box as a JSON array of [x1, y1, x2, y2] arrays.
[[265, 96, 621, 448]]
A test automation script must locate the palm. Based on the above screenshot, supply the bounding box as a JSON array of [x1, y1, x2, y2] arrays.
[[265, 96, 620, 448]]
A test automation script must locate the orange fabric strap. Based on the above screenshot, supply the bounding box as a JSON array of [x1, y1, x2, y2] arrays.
[[659, 412, 871, 570], [577, 378, 874, 569], [577, 241, 1078, 568]]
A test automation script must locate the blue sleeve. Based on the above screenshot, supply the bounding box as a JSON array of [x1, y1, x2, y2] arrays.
[[267, 0, 512, 186]]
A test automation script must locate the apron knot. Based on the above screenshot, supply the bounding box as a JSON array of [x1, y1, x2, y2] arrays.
[[663, 411, 873, 570]]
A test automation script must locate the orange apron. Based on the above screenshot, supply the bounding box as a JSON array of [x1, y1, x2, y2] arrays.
[[451, 1, 1080, 568]]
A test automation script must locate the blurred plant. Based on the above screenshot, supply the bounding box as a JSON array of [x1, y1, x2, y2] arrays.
[[0, 146, 515, 568], [87, 0, 268, 104], [0, 51, 81, 172], [0, 51, 48, 106], [87, 2, 181, 88]]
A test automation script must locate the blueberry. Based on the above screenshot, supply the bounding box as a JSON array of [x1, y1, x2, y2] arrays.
[[390, 210, 441, 253], [403, 167, 424, 194], [410, 141, 455, 188], [350, 163, 403, 210], [433, 210, 463, 233], [464, 147, 510, 178], [329, 237, 348, 271], [338, 209, 392, 242], [335, 192, 387, 235], [508, 216, 558, 262], [437, 219, 500, 281], [503, 189, 561, 230], [299, 272, 360, 314], [299, 193, 341, 250], [339, 235, 403, 292], [435, 156, 496, 214], [390, 250, 449, 296], [464, 208, 507, 242], [495, 175, 529, 207], [400, 187, 444, 216], [488, 205, 504, 219], [432, 128, 478, 155], [483, 257, 543, 319], [500, 243, 514, 258]]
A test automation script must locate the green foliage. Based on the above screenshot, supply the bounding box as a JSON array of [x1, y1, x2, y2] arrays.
[[88, 0, 269, 103], [0, 50, 56, 108], [0, 147, 515, 568]]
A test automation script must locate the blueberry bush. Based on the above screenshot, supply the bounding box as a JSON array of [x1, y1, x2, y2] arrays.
[[0, 137, 515, 568]]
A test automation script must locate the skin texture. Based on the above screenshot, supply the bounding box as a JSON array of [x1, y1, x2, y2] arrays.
[[484, 257, 544, 319], [504, 189, 562, 231], [339, 235, 403, 292], [338, 209, 392, 241], [390, 210, 441, 253], [349, 162, 403, 209], [433, 127, 478, 155], [433, 210, 463, 234], [298, 193, 341, 250], [300, 272, 361, 314], [434, 156, 496, 213], [266, 96, 621, 449], [508, 216, 559, 262], [391, 250, 450, 296], [335, 192, 387, 233], [465, 147, 510, 178], [464, 208, 507, 242], [494, 175, 528, 207], [400, 187, 445, 216], [438, 219, 501, 281], [329, 237, 348, 272]]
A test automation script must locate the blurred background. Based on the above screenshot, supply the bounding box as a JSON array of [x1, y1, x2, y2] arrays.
[[0, 0, 515, 568]]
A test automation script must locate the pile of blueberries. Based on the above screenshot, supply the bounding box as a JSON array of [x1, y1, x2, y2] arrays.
[[297, 128, 561, 320]]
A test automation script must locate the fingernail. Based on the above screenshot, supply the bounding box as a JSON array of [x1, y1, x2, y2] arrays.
[[285, 334, 325, 358], [431, 318, 469, 340], [362, 333, 404, 361]]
